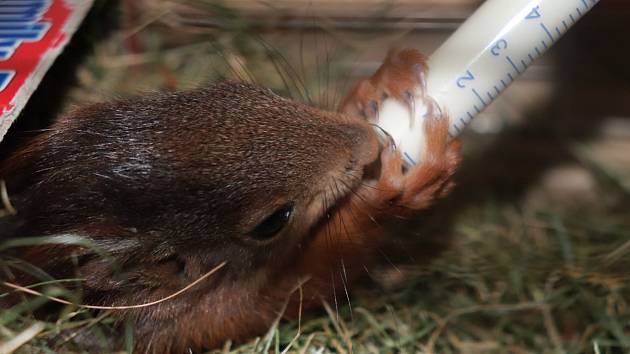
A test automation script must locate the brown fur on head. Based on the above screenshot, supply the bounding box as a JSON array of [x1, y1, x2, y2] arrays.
[[0, 81, 379, 352]]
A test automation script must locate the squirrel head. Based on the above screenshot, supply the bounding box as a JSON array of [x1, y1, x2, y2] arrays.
[[1, 81, 379, 294]]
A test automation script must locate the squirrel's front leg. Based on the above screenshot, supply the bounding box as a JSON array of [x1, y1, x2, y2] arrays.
[[341, 48, 461, 214], [286, 49, 461, 308]]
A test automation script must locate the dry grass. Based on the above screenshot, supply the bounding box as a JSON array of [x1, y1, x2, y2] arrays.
[[2, 1, 630, 353]]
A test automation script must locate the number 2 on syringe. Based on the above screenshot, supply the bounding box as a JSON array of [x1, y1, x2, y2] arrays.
[[456, 70, 475, 88], [455, 36, 507, 89]]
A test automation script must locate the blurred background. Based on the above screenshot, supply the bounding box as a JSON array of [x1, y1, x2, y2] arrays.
[[3, 0, 630, 353]]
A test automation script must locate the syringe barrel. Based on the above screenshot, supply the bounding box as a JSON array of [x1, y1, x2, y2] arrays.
[[426, 0, 600, 138]]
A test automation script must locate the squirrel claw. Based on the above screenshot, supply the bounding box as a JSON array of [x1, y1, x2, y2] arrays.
[[342, 48, 461, 215]]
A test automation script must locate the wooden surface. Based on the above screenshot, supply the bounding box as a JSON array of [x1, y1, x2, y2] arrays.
[[162, 0, 483, 30]]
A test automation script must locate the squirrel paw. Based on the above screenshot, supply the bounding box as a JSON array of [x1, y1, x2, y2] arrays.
[[342, 48, 461, 213], [359, 115, 460, 214], [339, 48, 429, 122]]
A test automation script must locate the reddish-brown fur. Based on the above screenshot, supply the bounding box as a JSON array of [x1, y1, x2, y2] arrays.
[[0, 49, 459, 353]]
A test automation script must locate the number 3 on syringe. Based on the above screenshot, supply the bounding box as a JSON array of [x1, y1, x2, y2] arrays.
[[455, 36, 509, 88], [491, 39, 508, 56]]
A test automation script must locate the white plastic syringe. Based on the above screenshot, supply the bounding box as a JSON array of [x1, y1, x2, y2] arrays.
[[376, 0, 600, 166]]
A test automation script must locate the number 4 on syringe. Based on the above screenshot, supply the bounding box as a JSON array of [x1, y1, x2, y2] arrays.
[[456, 4, 543, 90], [526, 6, 541, 20]]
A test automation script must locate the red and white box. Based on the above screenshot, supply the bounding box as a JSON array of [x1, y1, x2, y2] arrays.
[[0, 0, 93, 141]]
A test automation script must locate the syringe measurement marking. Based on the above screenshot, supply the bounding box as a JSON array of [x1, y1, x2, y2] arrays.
[[448, 0, 598, 137], [540, 23, 554, 42], [472, 88, 487, 106], [404, 152, 416, 166], [506, 56, 521, 74]]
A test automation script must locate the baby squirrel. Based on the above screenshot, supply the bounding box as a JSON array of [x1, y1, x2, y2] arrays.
[[0, 49, 460, 353]]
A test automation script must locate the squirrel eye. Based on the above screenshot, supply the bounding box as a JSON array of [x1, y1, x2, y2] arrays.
[[249, 203, 294, 240]]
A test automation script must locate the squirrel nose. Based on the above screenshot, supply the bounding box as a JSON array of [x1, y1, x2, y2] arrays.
[[342, 121, 380, 168]]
